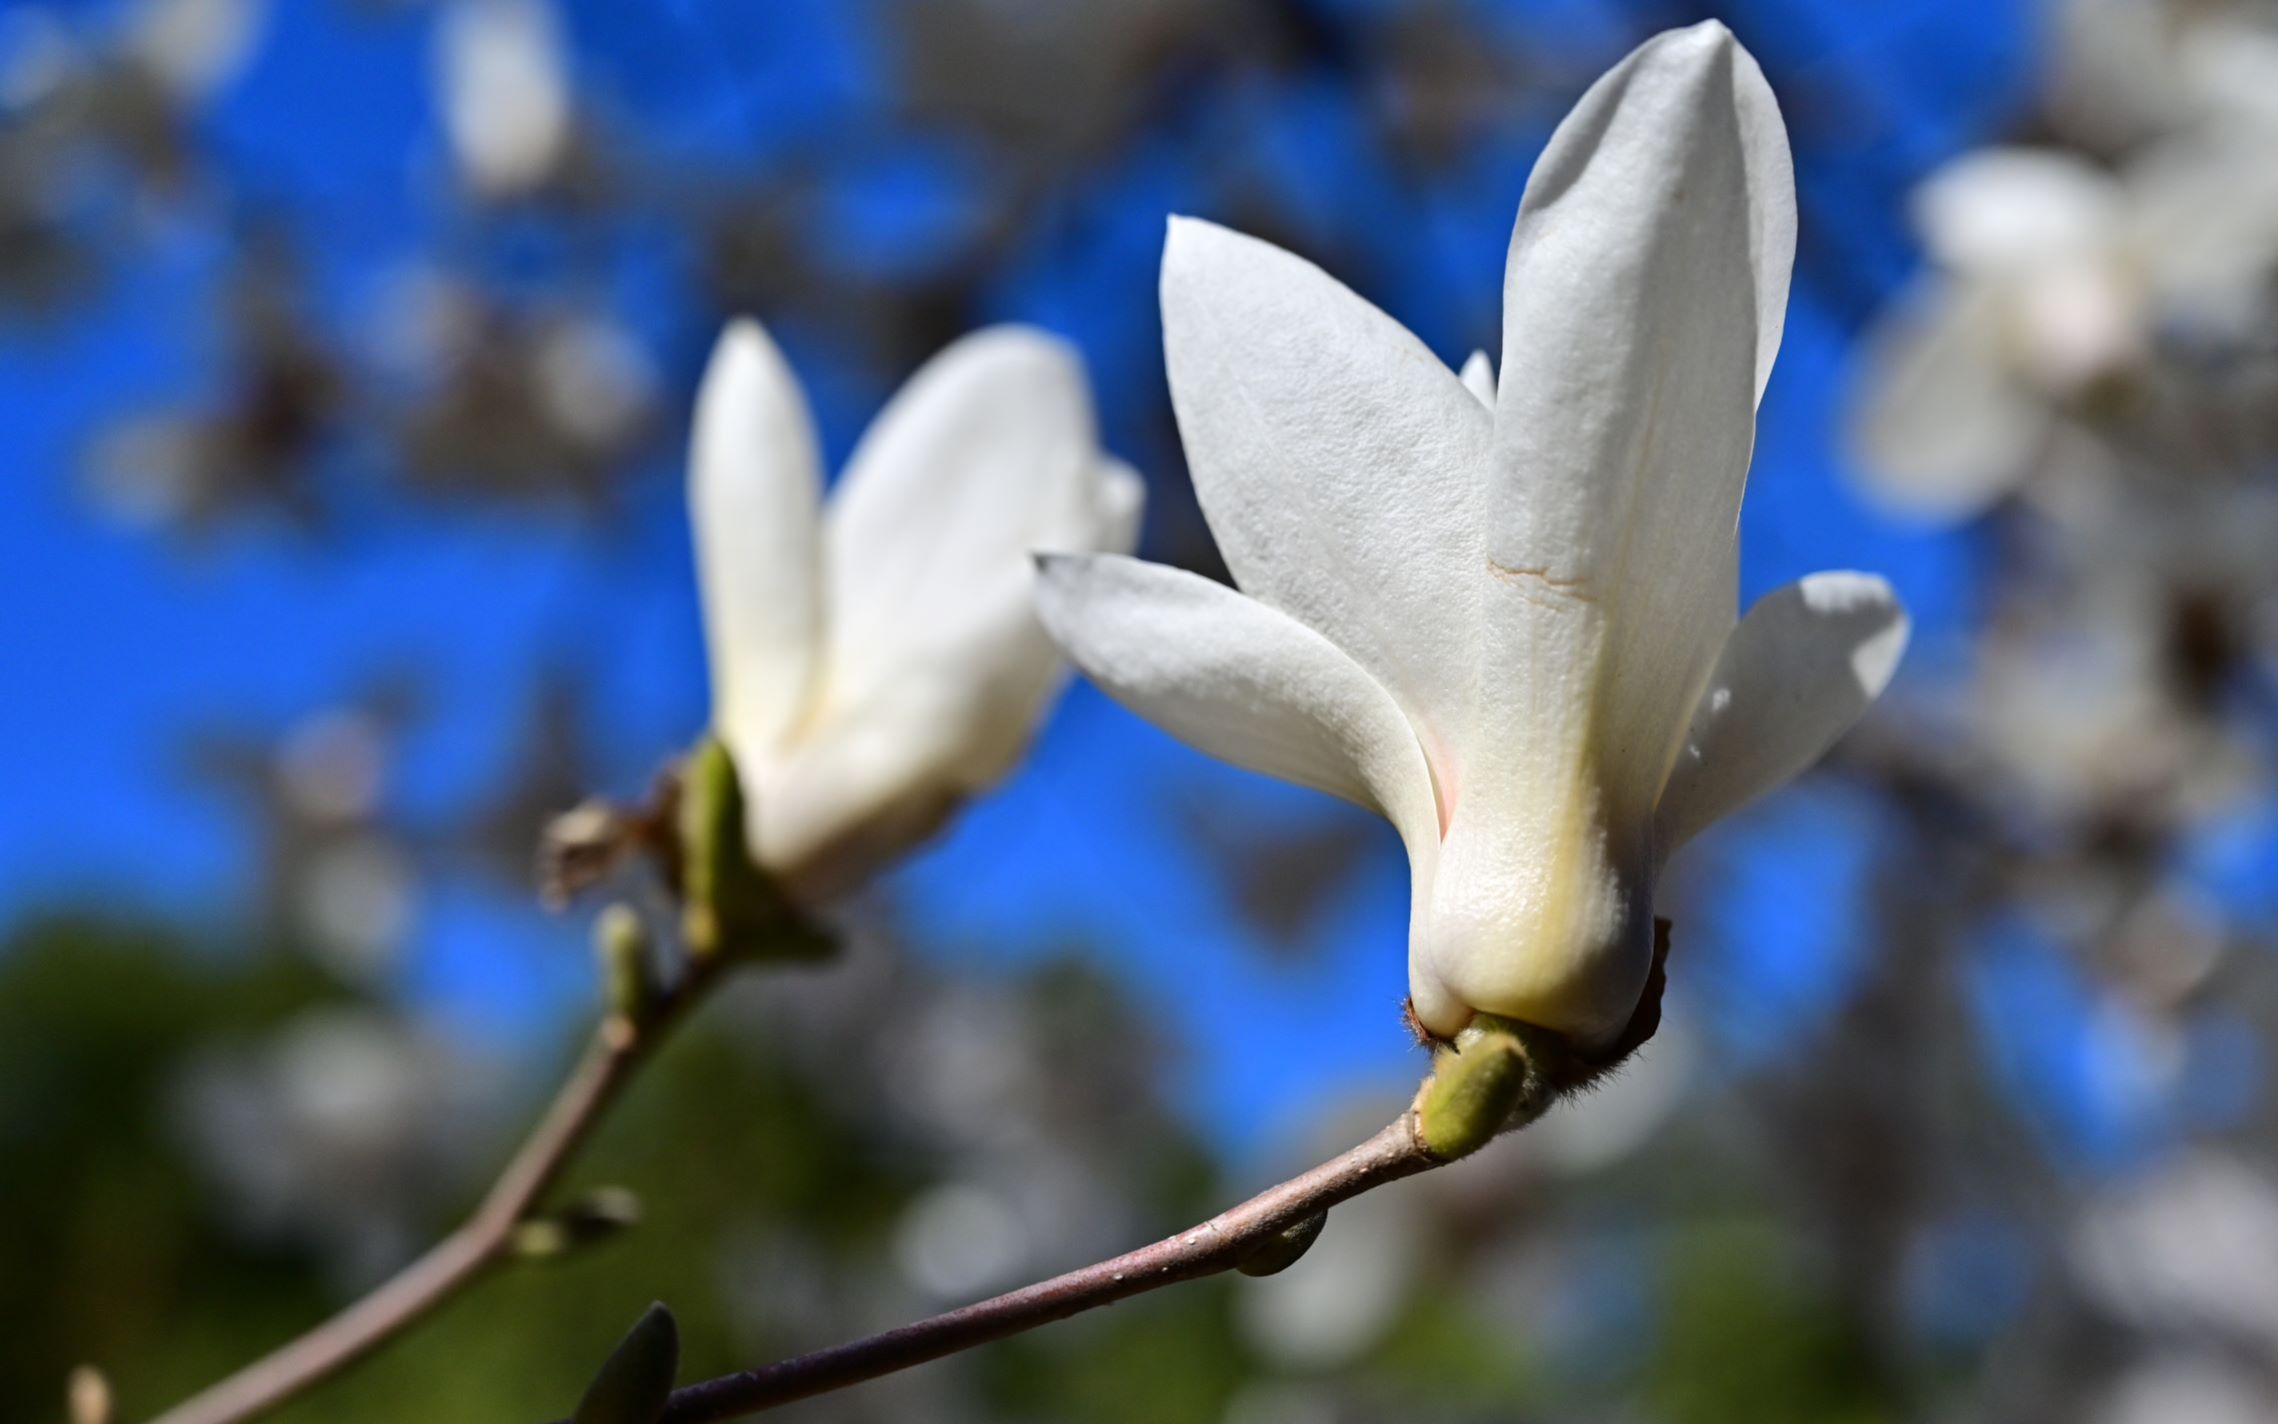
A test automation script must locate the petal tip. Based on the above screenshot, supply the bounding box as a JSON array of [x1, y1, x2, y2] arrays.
[[1797, 570, 1910, 697]]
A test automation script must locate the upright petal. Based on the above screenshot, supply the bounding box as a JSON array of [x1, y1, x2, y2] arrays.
[[1161, 217, 1494, 739], [1420, 22, 1795, 1046], [1656, 572, 1909, 852], [1034, 553, 1442, 860], [1486, 18, 1795, 818], [690, 319, 825, 762], [822, 326, 1104, 721]]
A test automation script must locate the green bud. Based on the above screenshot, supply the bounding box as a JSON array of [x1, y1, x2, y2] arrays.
[[1415, 1015, 1556, 1161], [511, 1186, 642, 1260], [593, 906, 654, 1032], [677, 738, 835, 963], [1237, 1211, 1327, 1277], [573, 1302, 679, 1424]]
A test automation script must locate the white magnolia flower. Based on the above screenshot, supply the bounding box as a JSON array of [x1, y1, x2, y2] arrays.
[[692, 320, 1143, 902], [1036, 23, 1907, 1046], [1850, 140, 2278, 520]]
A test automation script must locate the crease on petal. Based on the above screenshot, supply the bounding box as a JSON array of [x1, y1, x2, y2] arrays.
[[1034, 552, 1441, 860], [1655, 571, 1909, 854], [689, 318, 825, 764]]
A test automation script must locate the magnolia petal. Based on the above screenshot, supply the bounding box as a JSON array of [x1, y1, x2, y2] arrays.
[[1090, 457, 1148, 556], [690, 319, 825, 762], [1848, 279, 2043, 522], [1912, 147, 2121, 276], [1458, 349, 1496, 408], [755, 557, 1041, 901], [1487, 19, 1795, 822], [1034, 553, 1441, 858], [1161, 216, 1492, 733], [823, 326, 1105, 722], [1656, 571, 1910, 852]]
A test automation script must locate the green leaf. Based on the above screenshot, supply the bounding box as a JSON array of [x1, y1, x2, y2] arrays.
[[572, 1302, 678, 1424]]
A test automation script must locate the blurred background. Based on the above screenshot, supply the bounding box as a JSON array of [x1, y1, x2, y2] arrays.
[[6, 0, 2278, 1421]]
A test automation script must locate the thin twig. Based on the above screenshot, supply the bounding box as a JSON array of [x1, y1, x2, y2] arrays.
[[145, 962, 723, 1424], [650, 1112, 1442, 1422]]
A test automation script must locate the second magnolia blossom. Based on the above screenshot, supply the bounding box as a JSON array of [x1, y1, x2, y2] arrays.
[[1038, 22, 1909, 1047], [691, 320, 1142, 902]]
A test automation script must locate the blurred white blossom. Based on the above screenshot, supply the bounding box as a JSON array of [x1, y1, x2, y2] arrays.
[[1850, 137, 2278, 519], [691, 319, 1143, 902], [173, 1008, 501, 1286], [125, 0, 266, 99], [433, 0, 571, 198], [2074, 1152, 2278, 1349]]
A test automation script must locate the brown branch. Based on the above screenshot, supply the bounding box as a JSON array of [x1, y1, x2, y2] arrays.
[[144, 961, 723, 1424], [652, 1112, 1443, 1422]]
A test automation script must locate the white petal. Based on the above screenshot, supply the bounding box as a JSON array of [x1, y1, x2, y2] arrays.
[[1656, 572, 1909, 852], [755, 557, 1039, 901], [1088, 457, 1148, 557], [1160, 216, 1493, 734], [823, 326, 1105, 722], [1033, 553, 1441, 859], [690, 319, 824, 762], [1458, 348, 1496, 408], [1848, 279, 2043, 521], [1912, 148, 2122, 275], [1488, 20, 1796, 825]]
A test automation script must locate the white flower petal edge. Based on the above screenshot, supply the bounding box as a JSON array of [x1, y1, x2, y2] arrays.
[[1458, 349, 1497, 409], [1847, 279, 2046, 521], [1161, 215, 1493, 741], [1657, 573, 1910, 853], [1032, 553, 1440, 852], [1033, 552, 1470, 1034], [1040, 22, 1903, 1048], [693, 321, 1143, 902], [690, 319, 824, 763]]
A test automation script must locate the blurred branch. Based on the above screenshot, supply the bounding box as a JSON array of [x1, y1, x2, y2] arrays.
[[602, 928, 1674, 1421], [143, 954, 728, 1424], [647, 1112, 1441, 1421]]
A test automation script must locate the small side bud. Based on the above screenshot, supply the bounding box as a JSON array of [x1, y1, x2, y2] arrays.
[[67, 1366, 111, 1424], [593, 904, 654, 1041], [512, 1186, 642, 1260], [1237, 1211, 1327, 1277], [677, 738, 834, 963], [540, 798, 636, 910], [573, 1302, 679, 1424], [1415, 1016, 1557, 1161]]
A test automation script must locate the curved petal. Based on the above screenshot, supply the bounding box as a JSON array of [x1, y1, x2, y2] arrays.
[[1847, 278, 2043, 521], [1484, 18, 1796, 822], [1458, 349, 1496, 408], [1656, 571, 1910, 852], [1160, 217, 1493, 736], [823, 326, 1104, 720], [1034, 552, 1441, 859], [690, 319, 824, 760]]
